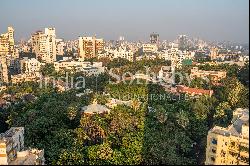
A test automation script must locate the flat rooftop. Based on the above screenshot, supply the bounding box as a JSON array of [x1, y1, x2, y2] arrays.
[[210, 108, 249, 139]]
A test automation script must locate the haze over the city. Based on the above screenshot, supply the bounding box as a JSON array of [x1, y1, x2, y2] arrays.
[[0, 0, 249, 43]]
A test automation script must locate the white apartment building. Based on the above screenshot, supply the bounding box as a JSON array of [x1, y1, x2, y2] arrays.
[[20, 58, 45, 73], [142, 44, 158, 53], [159, 50, 171, 61], [54, 60, 105, 75], [169, 46, 193, 69], [31, 28, 57, 63], [54, 60, 91, 72], [99, 47, 134, 62], [56, 39, 65, 56]]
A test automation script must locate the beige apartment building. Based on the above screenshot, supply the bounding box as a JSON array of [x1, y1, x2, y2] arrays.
[[11, 72, 41, 84], [56, 39, 65, 56], [31, 28, 57, 63], [78, 36, 104, 60], [0, 27, 14, 56], [0, 56, 8, 83], [0, 127, 45, 165], [142, 44, 158, 53], [205, 108, 249, 165], [210, 47, 219, 60], [190, 67, 227, 83]]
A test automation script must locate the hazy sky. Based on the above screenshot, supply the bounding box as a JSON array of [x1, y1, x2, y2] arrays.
[[0, 0, 249, 43]]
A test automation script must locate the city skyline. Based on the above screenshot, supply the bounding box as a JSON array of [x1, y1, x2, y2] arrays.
[[0, 0, 249, 43]]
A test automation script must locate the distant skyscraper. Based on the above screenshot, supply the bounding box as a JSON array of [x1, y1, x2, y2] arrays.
[[150, 33, 159, 44], [178, 35, 188, 51], [119, 36, 125, 41]]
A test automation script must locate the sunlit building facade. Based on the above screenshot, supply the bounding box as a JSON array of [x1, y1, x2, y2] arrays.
[[205, 108, 249, 165]]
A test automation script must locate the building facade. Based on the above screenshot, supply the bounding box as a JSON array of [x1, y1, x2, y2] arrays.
[[176, 85, 214, 97], [11, 72, 41, 84], [0, 27, 14, 56], [31, 28, 57, 63], [150, 33, 159, 45], [190, 67, 227, 83], [78, 36, 104, 60], [56, 39, 65, 56], [54, 60, 104, 75], [20, 58, 45, 73], [210, 47, 219, 60], [205, 108, 249, 165], [142, 44, 158, 53], [0, 127, 45, 165], [0, 56, 8, 84]]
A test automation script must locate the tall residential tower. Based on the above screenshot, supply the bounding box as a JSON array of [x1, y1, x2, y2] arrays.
[[78, 36, 104, 60], [31, 28, 57, 63]]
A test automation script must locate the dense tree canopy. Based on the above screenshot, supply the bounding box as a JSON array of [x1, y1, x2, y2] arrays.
[[0, 60, 249, 165]]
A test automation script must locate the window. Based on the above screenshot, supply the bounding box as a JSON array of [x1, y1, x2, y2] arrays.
[[239, 145, 249, 152], [211, 157, 215, 162], [212, 138, 217, 145], [230, 142, 236, 147], [221, 150, 226, 157], [239, 156, 249, 164], [212, 149, 216, 153]]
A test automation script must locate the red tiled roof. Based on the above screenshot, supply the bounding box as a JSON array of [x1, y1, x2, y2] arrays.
[[176, 85, 213, 96]]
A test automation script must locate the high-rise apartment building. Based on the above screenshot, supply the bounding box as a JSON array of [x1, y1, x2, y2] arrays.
[[0, 27, 15, 56], [205, 108, 249, 165], [31, 28, 56, 63], [210, 47, 219, 60], [56, 39, 65, 56], [0, 56, 8, 84], [150, 33, 159, 45], [178, 35, 188, 51], [78, 36, 104, 60]]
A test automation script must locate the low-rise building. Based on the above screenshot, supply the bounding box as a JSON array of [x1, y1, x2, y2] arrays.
[[11, 72, 41, 84], [106, 98, 132, 109], [176, 85, 214, 97], [190, 67, 227, 83], [20, 58, 45, 73], [142, 44, 158, 53], [205, 108, 249, 165], [81, 99, 110, 115], [0, 127, 45, 165], [54, 60, 104, 75], [99, 46, 134, 62]]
